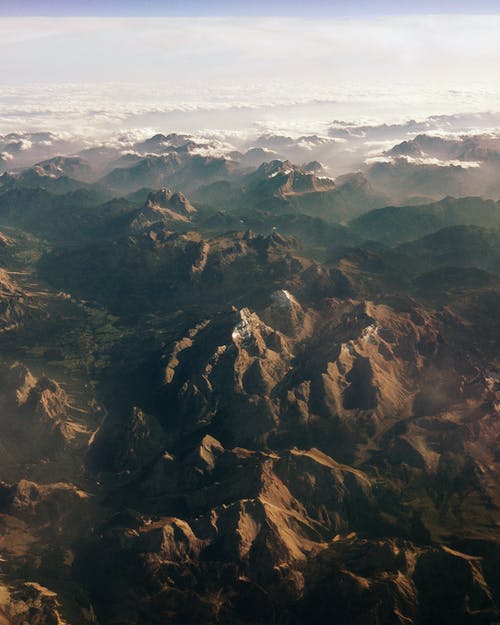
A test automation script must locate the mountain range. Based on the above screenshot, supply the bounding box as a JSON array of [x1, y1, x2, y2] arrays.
[[0, 129, 498, 625]]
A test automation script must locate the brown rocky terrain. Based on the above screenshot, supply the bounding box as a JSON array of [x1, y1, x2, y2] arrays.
[[80, 281, 498, 624], [0, 140, 498, 624]]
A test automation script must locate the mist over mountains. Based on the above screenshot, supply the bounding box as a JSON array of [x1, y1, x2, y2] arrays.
[[5, 109, 500, 190]]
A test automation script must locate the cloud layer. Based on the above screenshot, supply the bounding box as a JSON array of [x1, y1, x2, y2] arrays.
[[1, 15, 500, 153]]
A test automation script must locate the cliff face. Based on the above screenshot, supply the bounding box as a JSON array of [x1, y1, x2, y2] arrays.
[[0, 362, 94, 465]]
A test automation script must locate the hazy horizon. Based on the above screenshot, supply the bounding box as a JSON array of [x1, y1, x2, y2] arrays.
[[1, 8, 500, 140]]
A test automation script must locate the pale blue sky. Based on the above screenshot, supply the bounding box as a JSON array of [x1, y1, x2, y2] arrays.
[[1, 0, 500, 16]]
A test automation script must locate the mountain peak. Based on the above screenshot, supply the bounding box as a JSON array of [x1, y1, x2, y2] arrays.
[[129, 187, 197, 232], [146, 187, 196, 217]]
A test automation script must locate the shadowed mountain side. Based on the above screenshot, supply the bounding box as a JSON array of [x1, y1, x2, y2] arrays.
[[349, 196, 500, 245]]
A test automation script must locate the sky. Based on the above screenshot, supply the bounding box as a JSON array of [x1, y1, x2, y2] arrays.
[[1, 14, 499, 85], [1, 1, 499, 85], [2, 0, 500, 16], [1, 1, 500, 137]]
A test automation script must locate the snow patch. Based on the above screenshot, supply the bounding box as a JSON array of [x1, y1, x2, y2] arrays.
[[271, 289, 299, 310], [268, 167, 292, 179], [361, 323, 379, 344], [232, 309, 255, 342]]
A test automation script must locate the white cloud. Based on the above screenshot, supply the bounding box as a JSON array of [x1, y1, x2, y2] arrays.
[[365, 155, 482, 168]]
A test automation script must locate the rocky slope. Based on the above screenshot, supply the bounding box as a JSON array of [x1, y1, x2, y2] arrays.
[[0, 139, 497, 625]]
